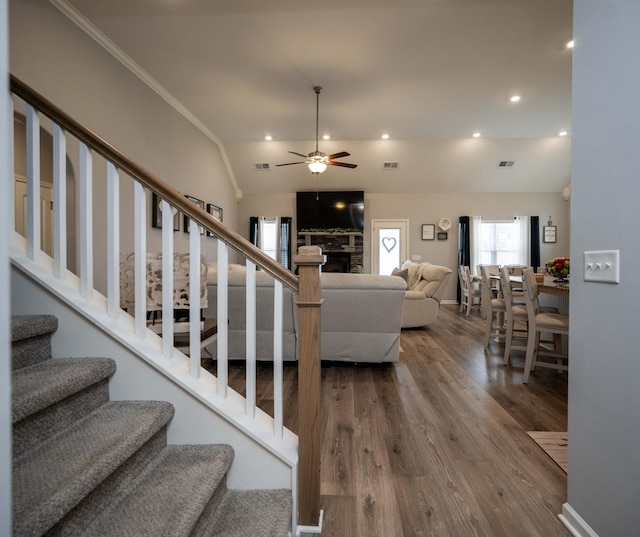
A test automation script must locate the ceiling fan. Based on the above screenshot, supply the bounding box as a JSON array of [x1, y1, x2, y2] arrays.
[[275, 86, 357, 175]]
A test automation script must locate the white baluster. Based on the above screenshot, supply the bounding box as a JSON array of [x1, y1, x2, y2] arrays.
[[106, 163, 119, 318], [134, 183, 146, 338], [216, 241, 229, 398], [79, 143, 93, 298], [26, 105, 40, 261], [189, 219, 201, 377], [53, 124, 67, 279], [273, 280, 284, 439], [161, 199, 174, 360], [246, 261, 256, 418]]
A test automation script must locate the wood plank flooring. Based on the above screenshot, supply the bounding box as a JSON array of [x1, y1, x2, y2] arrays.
[[211, 304, 570, 536]]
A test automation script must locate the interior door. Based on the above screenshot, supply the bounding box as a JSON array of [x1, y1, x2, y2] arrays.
[[15, 176, 54, 257], [371, 219, 409, 275]]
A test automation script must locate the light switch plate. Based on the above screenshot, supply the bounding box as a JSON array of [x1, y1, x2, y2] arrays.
[[584, 250, 620, 283]]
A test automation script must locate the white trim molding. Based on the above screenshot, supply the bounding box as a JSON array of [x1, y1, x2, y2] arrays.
[[48, 0, 243, 201], [559, 503, 600, 537]]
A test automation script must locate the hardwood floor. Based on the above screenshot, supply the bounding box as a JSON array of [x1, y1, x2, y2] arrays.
[[213, 304, 570, 536]]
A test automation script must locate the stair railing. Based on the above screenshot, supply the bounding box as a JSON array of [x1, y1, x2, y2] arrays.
[[9, 75, 322, 529]]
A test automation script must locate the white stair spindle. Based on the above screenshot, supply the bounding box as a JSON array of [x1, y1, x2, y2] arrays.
[[273, 280, 284, 439], [189, 218, 201, 378], [246, 261, 256, 418], [53, 124, 67, 280], [216, 241, 229, 398], [79, 143, 93, 298], [26, 105, 40, 261], [106, 163, 119, 318], [161, 199, 174, 360], [8, 95, 14, 236], [134, 182, 146, 338]]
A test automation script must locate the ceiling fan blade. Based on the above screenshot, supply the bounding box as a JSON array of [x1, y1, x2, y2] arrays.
[[327, 151, 350, 160], [288, 151, 308, 158], [328, 161, 358, 169], [275, 161, 305, 167]]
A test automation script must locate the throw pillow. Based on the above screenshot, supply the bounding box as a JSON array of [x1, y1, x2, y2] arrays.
[[391, 267, 409, 284]]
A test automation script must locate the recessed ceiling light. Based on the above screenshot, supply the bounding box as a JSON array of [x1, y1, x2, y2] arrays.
[[559, 131, 568, 136], [322, 134, 330, 140], [264, 135, 273, 141], [472, 132, 481, 138], [510, 95, 521, 103], [381, 133, 390, 140], [566, 40, 574, 49]]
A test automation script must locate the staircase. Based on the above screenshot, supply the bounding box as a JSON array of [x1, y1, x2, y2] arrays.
[[11, 314, 292, 537]]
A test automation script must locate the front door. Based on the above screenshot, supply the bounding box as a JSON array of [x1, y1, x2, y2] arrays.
[[371, 219, 409, 275]]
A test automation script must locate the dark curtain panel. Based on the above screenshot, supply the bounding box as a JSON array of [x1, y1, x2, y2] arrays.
[[280, 217, 292, 269], [249, 216, 259, 246], [530, 216, 540, 269], [457, 216, 470, 303]]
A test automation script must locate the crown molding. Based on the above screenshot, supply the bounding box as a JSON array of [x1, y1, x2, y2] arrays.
[[48, 0, 242, 200]]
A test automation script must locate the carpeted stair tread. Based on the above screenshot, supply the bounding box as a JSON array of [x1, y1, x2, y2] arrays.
[[83, 444, 235, 537], [12, 357, 116, 422], [13, 400, 174, 536], [204, 489, 293, 537], [11, 314, 58, 342]]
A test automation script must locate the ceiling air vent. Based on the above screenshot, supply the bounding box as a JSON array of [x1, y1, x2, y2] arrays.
[[498, 160, 515, 167], [383, 161, 399, 170], [254, 162, 271, 171]]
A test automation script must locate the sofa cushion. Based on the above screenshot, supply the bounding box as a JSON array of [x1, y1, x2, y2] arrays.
[[413, 264, 452, 298], [400, 260, 423, 290], [404, 290, 427, 301]]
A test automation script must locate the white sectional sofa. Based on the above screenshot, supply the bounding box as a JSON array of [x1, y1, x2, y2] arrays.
[[204, 267, 406, 363]]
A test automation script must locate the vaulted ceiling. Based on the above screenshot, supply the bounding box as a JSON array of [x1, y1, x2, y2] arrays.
[[60, 0, 573, 195]]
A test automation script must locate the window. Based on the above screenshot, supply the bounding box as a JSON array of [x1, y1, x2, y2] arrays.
[[474, 217, 528, 267], [249, 216, 292, 269]]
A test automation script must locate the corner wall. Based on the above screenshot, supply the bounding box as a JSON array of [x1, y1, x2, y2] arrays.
[[567, 0, 640, 534]]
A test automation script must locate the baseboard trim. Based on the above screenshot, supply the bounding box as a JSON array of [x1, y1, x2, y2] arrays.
[[558, 503, 600, 537], [441, 299, 458, 305]]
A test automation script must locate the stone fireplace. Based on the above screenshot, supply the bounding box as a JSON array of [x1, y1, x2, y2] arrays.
[[297, 231, 363, 273]]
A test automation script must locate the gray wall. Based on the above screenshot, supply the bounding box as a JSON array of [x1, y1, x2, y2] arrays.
[[569, 0, 640, 535], [1, 0, 12, 532], [240, 191, 571, 301], [9, 1, 239, 292]]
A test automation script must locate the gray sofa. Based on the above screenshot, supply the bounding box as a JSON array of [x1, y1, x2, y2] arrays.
[[204, 267, 406, 363]]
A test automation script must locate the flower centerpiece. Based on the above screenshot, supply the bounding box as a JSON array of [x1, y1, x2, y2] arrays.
[[547, 256, 570, 282]]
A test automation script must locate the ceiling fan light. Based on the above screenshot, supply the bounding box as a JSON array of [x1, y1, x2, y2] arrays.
[[308, 160, 328, 174]]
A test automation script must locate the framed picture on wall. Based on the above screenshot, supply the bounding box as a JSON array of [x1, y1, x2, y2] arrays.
[[543, 225, 557, 243], [183, 195, 205, 234], [151, 192, 180, 231], [206, 203, 223, 237], [421, 224, 435, 240]]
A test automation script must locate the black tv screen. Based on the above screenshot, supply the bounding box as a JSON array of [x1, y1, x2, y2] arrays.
[[296, 190, 364, 232]]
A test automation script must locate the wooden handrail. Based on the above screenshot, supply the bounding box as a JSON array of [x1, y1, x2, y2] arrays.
[[9, 75, 298, 293]]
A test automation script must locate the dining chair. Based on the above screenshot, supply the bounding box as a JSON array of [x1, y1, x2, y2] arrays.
[[500, 266, 529, 366], [481, 266, 506, 349], [458, 266, 482, 316], [520, 268, 569, 383]]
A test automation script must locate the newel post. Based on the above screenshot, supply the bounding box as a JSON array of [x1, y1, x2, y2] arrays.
[[293, 245, 325, 527]]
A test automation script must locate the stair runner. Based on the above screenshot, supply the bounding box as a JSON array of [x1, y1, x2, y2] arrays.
[[11, 315, 292, 537]]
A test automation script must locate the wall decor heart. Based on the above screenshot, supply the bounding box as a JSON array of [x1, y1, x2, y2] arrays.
[[382, 236, 397, 253]]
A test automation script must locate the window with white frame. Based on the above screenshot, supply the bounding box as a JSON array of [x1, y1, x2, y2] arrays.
[[475, 217, 528, 267]]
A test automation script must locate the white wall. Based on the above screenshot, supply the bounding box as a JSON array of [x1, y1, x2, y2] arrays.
[[567, 0, 640, 535], [240, 190, 570, 301], [9, 1, 239, 291]]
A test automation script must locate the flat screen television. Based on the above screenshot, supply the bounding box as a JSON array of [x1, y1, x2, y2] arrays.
[[296, 190, 365, 232]]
